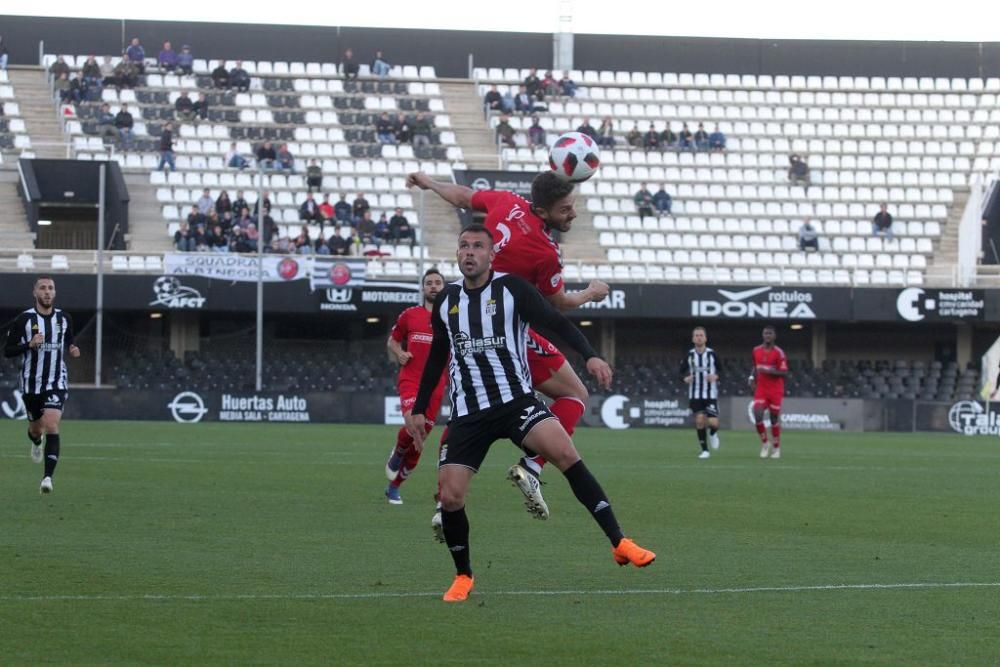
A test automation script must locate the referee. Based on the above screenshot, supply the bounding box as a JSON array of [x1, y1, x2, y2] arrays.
[[681, 326, 721, 459], [3, 276, 79, 493], [405, 224, 655, 602]]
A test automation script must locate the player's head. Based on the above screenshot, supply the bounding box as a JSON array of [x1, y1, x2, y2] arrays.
[[692, 326, 707, 347], [421, 268, 445, 305], [457, 224, 495, 281], [530, 171, 576, 233], [762, 325, 776, 344], [33, 276, 55, 308]]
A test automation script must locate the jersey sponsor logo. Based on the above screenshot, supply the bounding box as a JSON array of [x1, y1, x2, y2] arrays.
[[150, 276, 206, 309], [1, 389, 27, 420], [550, 273, 562, 288], [518, 404, 549, 432], [167, 391, 208, 423], [409, 333, 433, 344], [691, 287, 816, 319], [453, 332, 507, 357]]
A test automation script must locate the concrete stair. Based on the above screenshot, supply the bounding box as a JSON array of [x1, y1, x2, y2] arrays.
[[439, 81, 500, 170], [0, 169, 36, 249], [925, 186, 969, 285], [6, 67, 68, 160], [123, 173, 172, 251]]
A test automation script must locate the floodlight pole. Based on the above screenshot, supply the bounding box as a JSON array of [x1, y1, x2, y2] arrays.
[[255, 163, 265, 392], [95, 163, 106, 387]]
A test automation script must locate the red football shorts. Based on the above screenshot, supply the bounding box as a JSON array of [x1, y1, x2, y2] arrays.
[[399, 382, 444, 424], [753, 389, 783, 412], [527, 329, 567, 385]]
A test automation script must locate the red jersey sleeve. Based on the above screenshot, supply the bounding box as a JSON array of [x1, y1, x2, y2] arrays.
[[775, 348, 788, 373], [470, 190, 505, 212], [389, 309, 410, 343], [536, 252, 564, 296]]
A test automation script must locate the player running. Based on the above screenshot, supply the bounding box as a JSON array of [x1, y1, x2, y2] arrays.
[[407, 170, 609, 520], [749, 325, 788, 459], [383, 269, 448, 505], [3, 276, 80, 493], [681, 326, 721, 459]]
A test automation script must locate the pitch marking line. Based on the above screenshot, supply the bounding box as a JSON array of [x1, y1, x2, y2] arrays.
[[2, 582, 997, 603]]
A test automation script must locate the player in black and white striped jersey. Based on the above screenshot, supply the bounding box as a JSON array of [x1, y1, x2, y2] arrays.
[[681, 326, 721, 459], [3, 276, 79, 493]]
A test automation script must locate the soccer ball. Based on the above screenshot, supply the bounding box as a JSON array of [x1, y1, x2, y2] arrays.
[[548, 132, 601, 183]]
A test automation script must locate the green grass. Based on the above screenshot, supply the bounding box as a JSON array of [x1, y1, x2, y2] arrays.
[[1, 421, 998, 665]]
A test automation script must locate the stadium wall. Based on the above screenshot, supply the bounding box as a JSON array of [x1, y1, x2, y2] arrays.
[[3, 15, 1000, 78]]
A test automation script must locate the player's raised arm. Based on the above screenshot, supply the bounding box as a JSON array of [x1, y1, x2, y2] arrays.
[[406, 171, 475, 210], [545, 280, 610, 311]]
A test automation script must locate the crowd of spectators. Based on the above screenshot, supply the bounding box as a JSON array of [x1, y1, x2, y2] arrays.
[[633, 183, 673, 220], [624, 121, 726, 152], [373, 110, 434, 148]]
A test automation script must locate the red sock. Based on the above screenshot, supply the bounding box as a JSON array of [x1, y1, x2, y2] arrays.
[[394, 426, 413, 457], [771, 424, 781, 449], [392, 423, 432, 487], [550, 396, 585, 436], [755, 422, 768, 443]]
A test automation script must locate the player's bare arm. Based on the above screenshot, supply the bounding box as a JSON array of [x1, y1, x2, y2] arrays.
[[387, 336, 412, 366], [546, 280, 610, 311], [406, 171, 474, 209]]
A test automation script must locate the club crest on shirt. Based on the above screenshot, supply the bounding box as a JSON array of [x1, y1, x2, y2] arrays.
[[485, 299, 496, 316]]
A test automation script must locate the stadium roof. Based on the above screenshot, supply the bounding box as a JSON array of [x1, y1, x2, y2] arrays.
[[6, 0, 1000, 42]]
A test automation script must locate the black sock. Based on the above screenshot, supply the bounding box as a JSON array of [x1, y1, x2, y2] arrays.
[[28, 431, 41, 446], [709, 427, 718, 436], [44, 434, 60, 478], [562, 460, 625, 547], [697, 427, 708, 451], [441, 507, 472, 576]]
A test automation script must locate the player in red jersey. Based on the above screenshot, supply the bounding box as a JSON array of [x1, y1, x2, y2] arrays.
[[383, 269, 448, 504], [749, 325, 788, 459], [407, 170, 610, 519]]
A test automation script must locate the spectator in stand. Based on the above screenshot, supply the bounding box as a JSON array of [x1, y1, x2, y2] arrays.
[[315, 194, 333, 226], [872, 202, 894, 239], [174, 222, 196, 251], [514, 85, 535, 114], [49, 55, 71, 79], [294, 226, 312, 255], [329, 226, 352, 255], [229, 61, 251, 92], [527, 115, 546, 148], [626, 123, 642, 148], [371, 50, 391, 77], [187, 205, 205, 229], [342, 48, 359, 80], [559, 70, 577, 98], [597, 116, 615, 148], [259, 216, 279, 252], [484, 84, 503, 113], [196, 188, 214, 216], [177, 45, 194, 75], [306, 159, 323, 193], [276, 143, 295, 172], [357, 210, 378, 247], [660, 124, 677, 149], [158, 41, 178, 72], [678, 123, 694, 150], [220, 210, 235, 233], [253, 192, 272, 217], [542, 71, 560, 98], [207, 224, 229, 252], [192, 224, 208, 251], [314, 233, 331, 255], [125, 38, 146, 74], [500, 89, 515, 114], [395, 113, 412, 144], [211, 62, 229, 88], [256, 141, 277, 170], [644, 123, 661, 152], [523, 68, 541, 100], [299, 193, 321, 223], [576, 117, 598, 141], [374, 213, 391, 244], [97, 103, 117, 142], [54, 73, 73, 103], [81, 56, 102, 88], [653, 185, 673, 216], [112, 58, 139, 89], [411, 111, 433, 148], [496, 113, 516, 148], [246, 223, 260, 252], [174, 91, 195, 122], [0, 36, 8, 70], [215, 190, 233, 217], [158, 122, 177, 171], [232, 192, 248, 216], [798, 219, 820, 251], [694, 123, 709, 151], [389, 207, 414, 245], [99, 56, 116, 85], [235, 207, 254, 231], [376, 112, 396, 144], [226, 143, 249, 170], [193, 92, 209, 121], [334, 194, 352, 223], [708, 124, 726, 151], [788, 154, 811, 188], [230, 225, 254, 253], [114, 103, 135, 150], [352, 193, 371, 222], [634, 183, 655, 220]]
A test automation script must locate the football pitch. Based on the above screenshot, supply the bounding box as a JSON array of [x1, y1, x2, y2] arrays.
[[1, 421, 998, 665]]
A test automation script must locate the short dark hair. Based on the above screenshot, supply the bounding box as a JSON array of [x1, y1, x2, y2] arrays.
[[693, 326, 707, 335], [763, 324, 776, 333], [531, 171, 575, 211], [34, 275, 54, 286], [459, 223, 493, 243], [422, 268, 444, 281]]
